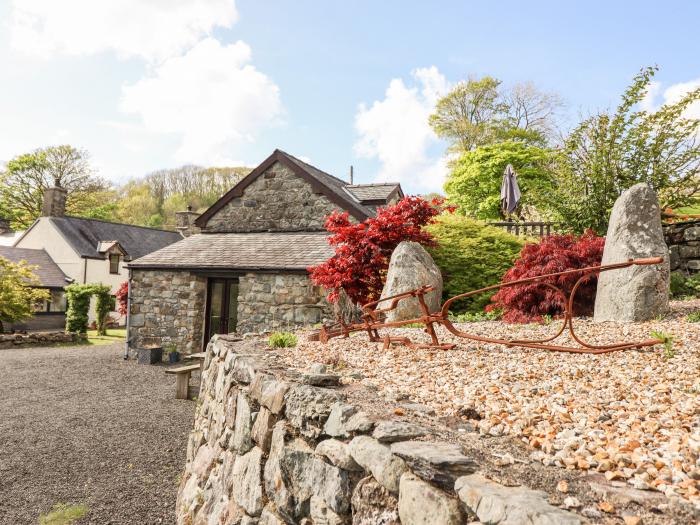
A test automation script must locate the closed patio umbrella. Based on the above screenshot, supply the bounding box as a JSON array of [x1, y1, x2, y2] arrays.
[[500, 164, 521, 216]]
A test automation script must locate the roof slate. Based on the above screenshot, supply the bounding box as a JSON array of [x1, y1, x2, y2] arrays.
[[345, 183, 401, 202], [49, 216, 182, 260], [128, 232, 334, 270], [0, 246, 70, 288]]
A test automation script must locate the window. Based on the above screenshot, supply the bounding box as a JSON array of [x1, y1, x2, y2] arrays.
[[109, 254, 120, 274]]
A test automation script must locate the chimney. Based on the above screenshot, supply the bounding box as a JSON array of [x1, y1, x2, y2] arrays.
[[175, 205, 201, 238], [349, 165, 354, 185], [0, 217, 11, 234], [41, 178, 67, 217]]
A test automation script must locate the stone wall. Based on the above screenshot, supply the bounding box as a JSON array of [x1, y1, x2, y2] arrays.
[[237, 273, 331, 335], [0, 331, 80, 349], [129, 269, 207, 353], [176, 336, 581, 525], [663, 220, 700, 272], [204, 162, 341, 233]]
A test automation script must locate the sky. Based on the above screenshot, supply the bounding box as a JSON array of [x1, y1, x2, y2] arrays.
[[0, 0, 698, 194]]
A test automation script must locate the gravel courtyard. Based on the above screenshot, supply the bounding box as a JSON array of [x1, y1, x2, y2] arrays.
[[286, 299, 700, 518], [0, 343, 197, 524]]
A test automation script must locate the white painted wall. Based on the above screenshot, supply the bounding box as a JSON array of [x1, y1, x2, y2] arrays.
[[15, 218, 84, 283], [15, 217, 127, 324]]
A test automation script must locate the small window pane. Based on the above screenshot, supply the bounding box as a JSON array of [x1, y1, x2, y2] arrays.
[[109, 254, 120, 274]]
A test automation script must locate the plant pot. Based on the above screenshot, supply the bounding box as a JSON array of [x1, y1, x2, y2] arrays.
[[168, 351, 180, 364], [138, 346, 163, 365]]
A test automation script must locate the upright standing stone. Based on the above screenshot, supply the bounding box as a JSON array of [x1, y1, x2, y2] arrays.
[[594, 183, 670, 322], [379, 241, 442, 322]]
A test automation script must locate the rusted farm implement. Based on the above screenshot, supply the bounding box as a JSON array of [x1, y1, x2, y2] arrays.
[[316, 257, 665, 354]]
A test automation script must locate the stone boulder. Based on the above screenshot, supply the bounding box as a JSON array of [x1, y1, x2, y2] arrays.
[[379, 241, 442, 322], [594, 183, 670, 322]]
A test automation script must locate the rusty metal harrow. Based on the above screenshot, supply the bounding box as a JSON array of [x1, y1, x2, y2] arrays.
[[316, 257, 665, 354]]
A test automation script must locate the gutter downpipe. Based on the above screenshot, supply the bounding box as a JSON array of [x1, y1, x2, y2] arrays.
[[124, 268, 132, 360]]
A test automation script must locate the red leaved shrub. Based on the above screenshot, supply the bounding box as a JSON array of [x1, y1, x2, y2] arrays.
[[488, 231, 605, 323], [308, 197, 452, 305], [115, 281, 128, 316]]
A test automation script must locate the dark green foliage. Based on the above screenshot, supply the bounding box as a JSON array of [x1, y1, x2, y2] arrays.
[[426, 214, 524, 313], [669, 272, 700, 299], [65, 283, 111, 335], [92, 285, 112, 336]]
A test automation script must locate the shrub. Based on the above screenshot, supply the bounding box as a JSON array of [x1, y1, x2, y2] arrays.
[[39, 503, 88, 525], [687, 311, 700, 323], [115, 281, 128, 315], [449, 309, 503, 323], [669, 272, 700, 299], [268, 332, 298, 348], [426, 214, 524, 313], [488, 230, 605, 323], [65, 283, 112, 335], [309, 196, 452, 305]]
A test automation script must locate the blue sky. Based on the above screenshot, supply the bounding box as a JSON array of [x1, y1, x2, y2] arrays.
[[0, 0, 698, 193]]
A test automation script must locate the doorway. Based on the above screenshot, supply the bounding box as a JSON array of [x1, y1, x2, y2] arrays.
[[204, 278, 239, 345]]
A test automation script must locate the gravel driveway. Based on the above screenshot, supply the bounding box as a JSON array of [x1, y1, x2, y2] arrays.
[[0, 343, 198, 524]]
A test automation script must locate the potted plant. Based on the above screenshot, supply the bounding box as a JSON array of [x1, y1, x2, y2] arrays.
[[164, 343, 180, 364], [137, 344, 163, 365]]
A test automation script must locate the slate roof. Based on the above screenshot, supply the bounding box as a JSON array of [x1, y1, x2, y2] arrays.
[[46, 216, 182, 260], [345, 183, 402, 203], [128, 232, 334, 270], [0, 246, 71, 288]]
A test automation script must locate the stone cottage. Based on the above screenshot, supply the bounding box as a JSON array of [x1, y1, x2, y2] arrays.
[[127, 149, 403, 353]]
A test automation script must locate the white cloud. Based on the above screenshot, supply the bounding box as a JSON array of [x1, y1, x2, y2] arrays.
[[354, 66, 449, 192], [641, 77, 700, 121], [119, 38, 282, 165], [10, 0, 237, 61]]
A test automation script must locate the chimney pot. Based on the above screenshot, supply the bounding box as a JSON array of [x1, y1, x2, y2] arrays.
[[349, 165, 354, 185]]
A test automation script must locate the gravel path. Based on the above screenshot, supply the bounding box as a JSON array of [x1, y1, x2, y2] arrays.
[[285, 299, 700, 519], [0, 343, 197, 525]]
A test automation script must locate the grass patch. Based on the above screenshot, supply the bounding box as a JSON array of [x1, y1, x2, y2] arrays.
[[39, 503, 88, 525], [268, 332, 297, 348], [85, 328, 126, 346], [687, 311, 700, 323]]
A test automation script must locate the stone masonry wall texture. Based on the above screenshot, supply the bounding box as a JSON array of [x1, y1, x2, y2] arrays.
[[176, 336, 582, 525], [129, 269, 206, 353], [663, 219, 700, 272], [237, 273, 331, 335], [205, 161, 341, 233]]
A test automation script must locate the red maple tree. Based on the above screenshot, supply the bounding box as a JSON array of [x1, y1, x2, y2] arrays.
[[488, 230, 605, 323], [308, 196, 451, 305]]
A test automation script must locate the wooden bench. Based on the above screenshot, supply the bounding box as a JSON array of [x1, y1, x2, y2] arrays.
[[165, 364, 200, 399]]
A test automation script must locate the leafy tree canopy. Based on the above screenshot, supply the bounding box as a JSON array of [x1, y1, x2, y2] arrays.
[[429, 77, 562, 153], [444, 141, 555, 220], [548, 66, 700, 234], [0, 256, 50, 332], [0, 145, 111, 228]]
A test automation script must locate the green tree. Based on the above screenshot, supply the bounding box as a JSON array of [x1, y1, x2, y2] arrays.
[[0, 256, 50, 332], [0, 145, 111, 228], [444, 141, 555, 220], [429, 77, 562, 153], [549, 66, 700, 234]]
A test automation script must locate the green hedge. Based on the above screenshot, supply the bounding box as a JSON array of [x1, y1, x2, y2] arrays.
[[426, 214, 524, 314]]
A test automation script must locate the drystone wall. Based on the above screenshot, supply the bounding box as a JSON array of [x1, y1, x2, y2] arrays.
[[176, 335, 582, 525], [0, 331, 80, 349], [128, 269, 207, 353], [237, 273, 332, 335], [663, 220, 700, 272], [204, 162, 342, 233]]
